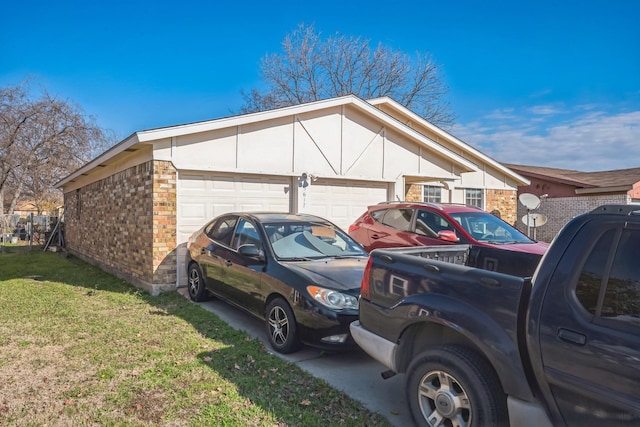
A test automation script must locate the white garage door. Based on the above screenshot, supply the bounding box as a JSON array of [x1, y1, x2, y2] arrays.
[[176, 172, 292, 285], [301, 179, 390, 230]]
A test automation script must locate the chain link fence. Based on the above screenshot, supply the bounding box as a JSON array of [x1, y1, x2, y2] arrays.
[[1, 213, 56, 249]]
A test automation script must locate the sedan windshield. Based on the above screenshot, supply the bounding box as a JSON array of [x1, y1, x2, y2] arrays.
[[449, 212, 534, 244], [264, 222, 368, 260]]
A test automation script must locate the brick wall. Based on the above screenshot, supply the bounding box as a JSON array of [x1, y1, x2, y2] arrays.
[[152, 162, 177, 287], [404, 184, 422, 202], [485, 189, 518, 226], [63, 160, 177, 295], [515, 194, 631, 243]]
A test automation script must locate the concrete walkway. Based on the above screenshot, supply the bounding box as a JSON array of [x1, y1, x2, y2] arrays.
[[177, 287, 414, 427]]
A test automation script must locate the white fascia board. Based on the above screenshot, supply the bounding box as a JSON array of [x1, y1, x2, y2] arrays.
[[55, 132, 141, 188], [135, 96, 358, 142], [367, 97, 527, 184]]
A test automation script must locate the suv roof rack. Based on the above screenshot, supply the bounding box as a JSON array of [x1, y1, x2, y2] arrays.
[[376, 200, 443, 209], [374, 201, 483, 211]]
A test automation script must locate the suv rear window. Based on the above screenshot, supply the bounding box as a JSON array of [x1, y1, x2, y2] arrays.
[[377, 208, 413, 231]]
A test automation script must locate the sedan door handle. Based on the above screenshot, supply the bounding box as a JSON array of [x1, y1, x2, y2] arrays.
[[557, 328, 587, 346]]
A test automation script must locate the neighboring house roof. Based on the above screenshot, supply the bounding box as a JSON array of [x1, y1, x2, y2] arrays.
[[505, 163, 640, 194], [57, 95, 528, 187]]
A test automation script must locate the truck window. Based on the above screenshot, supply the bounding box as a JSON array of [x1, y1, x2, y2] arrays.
[[575, 230, 615, 315], [601, 229, 640, 325], [575, 228, 640, 327]]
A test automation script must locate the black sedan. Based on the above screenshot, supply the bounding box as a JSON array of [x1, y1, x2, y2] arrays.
[[185, 212, 369, 354]]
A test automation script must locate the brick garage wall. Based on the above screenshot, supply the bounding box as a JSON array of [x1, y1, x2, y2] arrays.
[[63, 160, 177, 295], [405, 184, 422, 202], [486, 189, 518, 227], [152, 161, 177, 288], [515, 193, 631, 243]]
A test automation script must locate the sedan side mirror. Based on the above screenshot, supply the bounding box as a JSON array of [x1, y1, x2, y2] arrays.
[[238, 244, 265, 261], [438, 230, 459, 243]]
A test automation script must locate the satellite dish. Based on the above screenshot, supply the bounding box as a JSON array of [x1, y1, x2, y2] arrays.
[[519, 193, 541, 210], [521, 213, 548, 227]]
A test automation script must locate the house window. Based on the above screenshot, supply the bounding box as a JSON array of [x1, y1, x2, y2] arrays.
[[465, 188, 484, 209], [423, 186, 442, 203]]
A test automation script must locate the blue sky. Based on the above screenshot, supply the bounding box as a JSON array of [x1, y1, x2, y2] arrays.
[[2, 1, 639, 172]]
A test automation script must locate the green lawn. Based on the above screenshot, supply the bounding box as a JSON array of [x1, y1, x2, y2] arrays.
[[0, 247, 392, 426]]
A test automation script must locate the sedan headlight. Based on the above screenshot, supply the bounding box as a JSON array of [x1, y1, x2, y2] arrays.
[[307, 286, 358, 310]]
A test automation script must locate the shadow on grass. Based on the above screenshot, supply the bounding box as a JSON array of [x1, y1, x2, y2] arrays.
[[0, 247, 391, 426]]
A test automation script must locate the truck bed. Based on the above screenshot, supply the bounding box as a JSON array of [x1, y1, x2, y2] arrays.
[[380, 243, 542, 277], [360, 245, 530, 346]]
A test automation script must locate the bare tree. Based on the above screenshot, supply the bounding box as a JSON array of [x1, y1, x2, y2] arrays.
[[241, 23, 455, 128], [0, 81, 112, 215]]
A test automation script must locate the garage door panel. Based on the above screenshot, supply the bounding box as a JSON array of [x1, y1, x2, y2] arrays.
[[304, 180, 389, 230], [177, 172, 292, 286], [180, 202, 208, 223]]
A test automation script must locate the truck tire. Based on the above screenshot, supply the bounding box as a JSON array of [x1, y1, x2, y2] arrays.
[[406, 345, 508, 427]]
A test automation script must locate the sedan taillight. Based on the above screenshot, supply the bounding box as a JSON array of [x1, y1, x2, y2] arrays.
[[348, 224, 359, 233]]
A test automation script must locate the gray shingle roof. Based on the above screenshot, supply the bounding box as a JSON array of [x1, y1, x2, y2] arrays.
[[503, 164, 640, 189]]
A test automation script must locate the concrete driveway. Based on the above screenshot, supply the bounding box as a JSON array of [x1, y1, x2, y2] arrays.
[[177, 287, 414, 427]]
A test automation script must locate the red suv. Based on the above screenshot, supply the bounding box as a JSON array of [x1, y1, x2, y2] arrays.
[[348, 201, 549, 255]]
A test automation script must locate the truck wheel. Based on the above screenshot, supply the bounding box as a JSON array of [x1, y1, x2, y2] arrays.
[[406, 345, 508, 427]]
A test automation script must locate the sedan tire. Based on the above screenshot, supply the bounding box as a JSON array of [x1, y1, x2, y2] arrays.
[[265, 297, 300, 354], [187, 263, 208, 302], [405, 345, 508, 427]]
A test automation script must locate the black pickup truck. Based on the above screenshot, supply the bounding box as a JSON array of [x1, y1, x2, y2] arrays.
[[351, 205, 640, 427]]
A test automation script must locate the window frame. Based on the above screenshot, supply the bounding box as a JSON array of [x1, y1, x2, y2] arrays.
[[464, 188, 484, 209], [231, 217, 262, 251], [206, 215, 238, 248], [380, 208, 414, 231], [423, 185, 442, 203]]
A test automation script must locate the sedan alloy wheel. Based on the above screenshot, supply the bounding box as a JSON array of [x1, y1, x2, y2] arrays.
[[187, 263, 207, 302], [265, 298, 300, 354]]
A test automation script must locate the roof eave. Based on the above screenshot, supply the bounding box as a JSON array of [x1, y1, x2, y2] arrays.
[[55, 132, 141, 188], [575, 185, 633, 195], [367, 97, 526, 184], [57, 95, 481, 188]]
